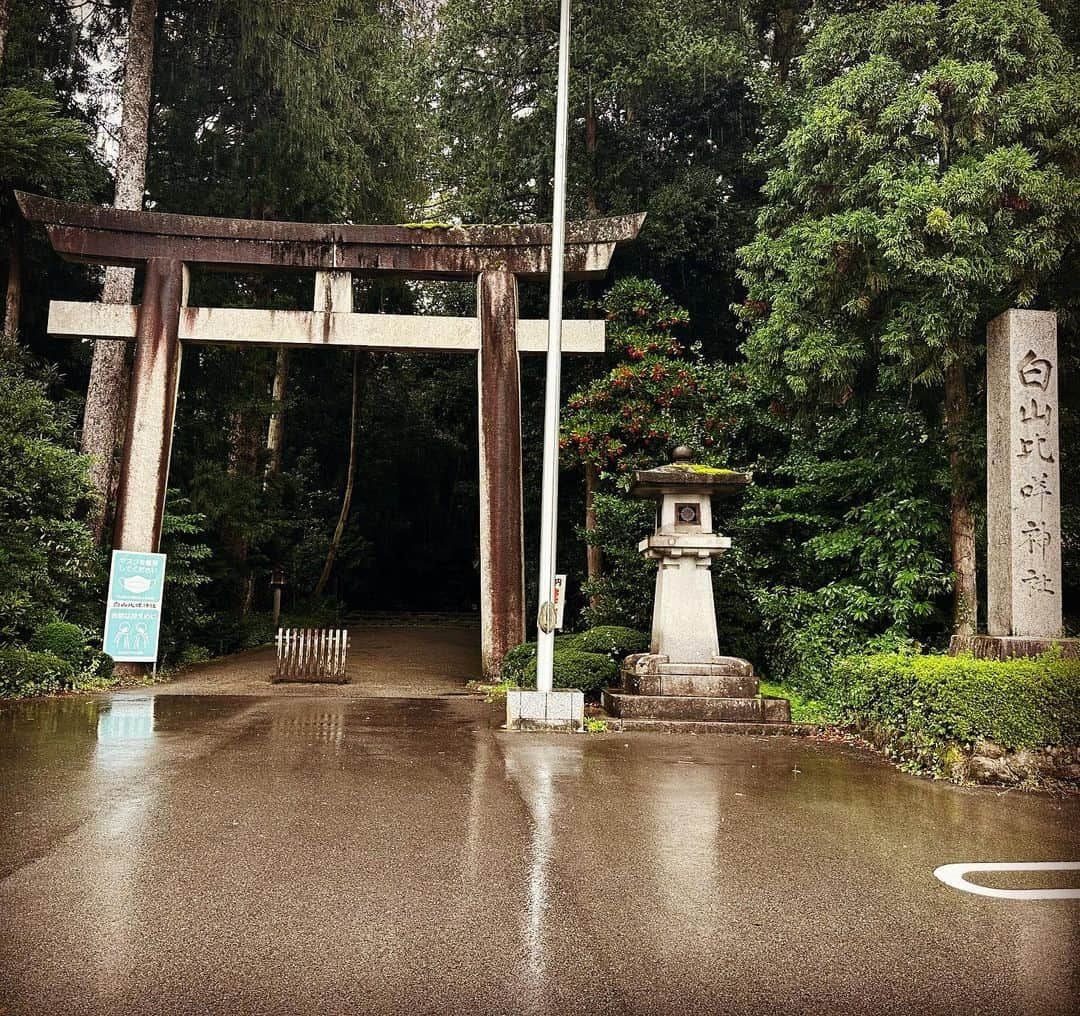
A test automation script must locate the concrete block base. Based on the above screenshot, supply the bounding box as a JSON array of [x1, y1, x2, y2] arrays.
[[948, 635, 1080, 661], [506, 689, 585, 731]]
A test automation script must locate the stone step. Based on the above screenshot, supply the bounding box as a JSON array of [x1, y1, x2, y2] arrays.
[[622, 653, 755, 678], [597, 716, 810, 736], [657, 658, 754, 676], [622, 668, 758, 698], [602, 690, 791, 724]]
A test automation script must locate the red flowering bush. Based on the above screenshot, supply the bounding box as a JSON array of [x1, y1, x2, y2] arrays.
[[561, 278, 730, 479]]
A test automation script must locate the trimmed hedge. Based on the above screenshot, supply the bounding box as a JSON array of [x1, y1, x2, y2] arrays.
[[578, 625, 648, 660], [523, 649, 617, 696], [831, 652, 1080, 766], [0, 647, 74, 698]]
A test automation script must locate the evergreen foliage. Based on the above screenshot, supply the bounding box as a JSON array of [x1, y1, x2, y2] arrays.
[[500, 633, 586, 685], [0, 87, 95, 198], [430, 0, 790, 350], [561, 279, 723, 476], [736, 0, 1079, 400], [577, 626, 649, 660], [0, 350, 99, 642], [28, 620, 87, 665], [158, 493, 213, 664]]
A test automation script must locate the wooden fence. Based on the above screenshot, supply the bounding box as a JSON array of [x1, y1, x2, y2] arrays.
[[274, 628, 350, 684]]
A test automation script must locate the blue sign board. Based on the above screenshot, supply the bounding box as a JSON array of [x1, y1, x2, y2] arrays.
[[103, 550, 167, 663]]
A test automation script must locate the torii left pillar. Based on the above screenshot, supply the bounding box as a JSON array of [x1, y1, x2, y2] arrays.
[[478, 268, 525, 677], [112, 257, 187, 555]]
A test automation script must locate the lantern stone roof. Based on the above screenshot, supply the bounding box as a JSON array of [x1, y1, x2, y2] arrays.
[[629, 460, 751, 500]]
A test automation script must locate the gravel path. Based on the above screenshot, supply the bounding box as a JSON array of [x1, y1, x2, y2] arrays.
[[157, 624, 482, 698]]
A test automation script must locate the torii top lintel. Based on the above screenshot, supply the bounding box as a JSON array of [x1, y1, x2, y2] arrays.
[[17, 192, 645, 281]]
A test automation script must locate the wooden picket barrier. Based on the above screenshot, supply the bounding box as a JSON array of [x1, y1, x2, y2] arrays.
[[274, 628, 350, 684]]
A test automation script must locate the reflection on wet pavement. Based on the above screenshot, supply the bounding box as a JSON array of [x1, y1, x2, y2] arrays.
[[0, 692, 1076, 1015]]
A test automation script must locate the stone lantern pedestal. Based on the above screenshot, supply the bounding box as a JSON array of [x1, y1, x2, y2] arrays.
[[602, 449, 791, 727]]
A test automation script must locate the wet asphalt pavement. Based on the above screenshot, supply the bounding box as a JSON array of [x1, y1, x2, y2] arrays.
[[1, 688, 1078, 1016]]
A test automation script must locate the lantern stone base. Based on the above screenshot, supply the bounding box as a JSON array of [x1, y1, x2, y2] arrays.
[[620, 652, 758, 697], [505, 688, 585, 731], [947, 635, 1080, 661], [603, 652, 791, 725]]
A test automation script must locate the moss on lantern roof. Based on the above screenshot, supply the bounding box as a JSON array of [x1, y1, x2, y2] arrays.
[[629, 462, 751, 500], [680, 464, 741, 476]]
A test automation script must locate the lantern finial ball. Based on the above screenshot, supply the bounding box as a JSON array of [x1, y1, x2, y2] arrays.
[[672, 445, 693, 463]]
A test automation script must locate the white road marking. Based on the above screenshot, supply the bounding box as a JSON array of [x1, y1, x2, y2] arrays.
[[934, 862, 1080, 900]]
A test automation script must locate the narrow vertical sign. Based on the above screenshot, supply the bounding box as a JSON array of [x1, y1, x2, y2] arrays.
[[987, 310, 1061, 638], [552, 574, 567, 630], [103, 550, 167, 663]]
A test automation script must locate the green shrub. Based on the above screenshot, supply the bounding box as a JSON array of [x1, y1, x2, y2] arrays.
[[80, 649, 115, 686], [500, 634, 585, 684], [523, 649, 617, 696], [29, 621, 88, 665], [0, 647, 75, 698], [0, 352, 100, 642], [830, 652, 1080, 770], [580, 494, 656, 632], [578, 625, 648, 660], [500, 642, 537, 685]]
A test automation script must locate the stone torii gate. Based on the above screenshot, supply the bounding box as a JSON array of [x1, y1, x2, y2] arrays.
[[18, 192, 644, 677]]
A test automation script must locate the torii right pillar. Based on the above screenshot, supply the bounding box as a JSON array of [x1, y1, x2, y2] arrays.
[[951, 310, 1078, 660]]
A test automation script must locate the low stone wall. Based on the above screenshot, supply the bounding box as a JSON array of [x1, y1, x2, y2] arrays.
[[849, 718, 1079, 790], [956, 739, 1080, 788]]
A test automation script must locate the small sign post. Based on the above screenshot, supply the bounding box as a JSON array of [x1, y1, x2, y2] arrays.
[[552, 574, 567, 630], [103, 550, 167, 665]]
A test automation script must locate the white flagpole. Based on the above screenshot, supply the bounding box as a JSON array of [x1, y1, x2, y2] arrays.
[[536, 0, 572, 694]]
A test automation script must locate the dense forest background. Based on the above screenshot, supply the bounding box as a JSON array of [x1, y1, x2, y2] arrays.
[[1, 0, 1077, 686]]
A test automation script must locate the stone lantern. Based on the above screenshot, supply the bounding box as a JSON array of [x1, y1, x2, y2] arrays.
[[602, 447, 791, 726]]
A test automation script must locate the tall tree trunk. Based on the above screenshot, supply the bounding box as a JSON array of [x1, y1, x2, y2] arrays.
[[315, 351, 361, 599], [945, 359, 977, 636], [225, 367, 265, 617], [3, 221, 23, 346], [0, 0, 11, 66], [772, 7, 800, 84], [264, 347, 290, 484], [81, 0, 159, 544], [584, 460, 602, 608]]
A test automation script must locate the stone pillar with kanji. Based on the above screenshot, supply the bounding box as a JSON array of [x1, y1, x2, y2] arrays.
[[952, 309, 1077, 660]]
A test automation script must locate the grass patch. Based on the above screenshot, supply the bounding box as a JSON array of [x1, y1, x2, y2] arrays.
[[466, 679, 512, 703], [758, 679, 833, 725]]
